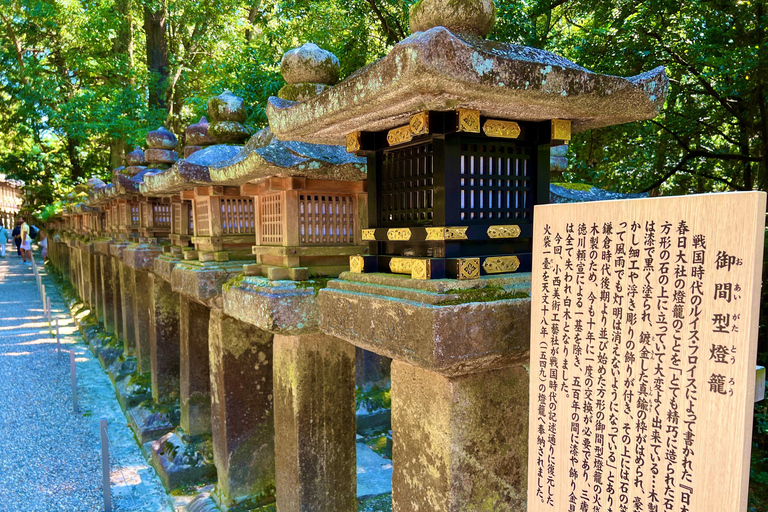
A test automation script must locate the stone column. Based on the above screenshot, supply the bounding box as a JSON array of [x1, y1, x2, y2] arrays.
[[180, 296, 212, 436], [391, 361, 529, 512], [100, 255, 116, 334], [119, 263, 136, 356], [208, 309, 275, 509], [273, 333, 357, 512], [81, 248, 91, 304], [133, 269, 153, 374], [149, 274, 180, 403], [91, 253, 103, 321], [111, 257, 124, 341]]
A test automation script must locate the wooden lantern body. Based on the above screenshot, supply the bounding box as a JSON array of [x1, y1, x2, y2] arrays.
[[138, 197, 171, 239], [169, 197, 194, 247], [188, 186, 256, 258]]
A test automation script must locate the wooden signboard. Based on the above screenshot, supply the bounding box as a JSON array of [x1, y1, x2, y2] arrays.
[[528, 192, 766, 512]]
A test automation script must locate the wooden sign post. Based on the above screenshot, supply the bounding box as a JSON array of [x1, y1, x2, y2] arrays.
[[528, 191, 766, 512]]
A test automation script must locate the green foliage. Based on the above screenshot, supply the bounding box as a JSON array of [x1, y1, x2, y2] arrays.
[[436, 286, 529, 306], [356, 385, 391, 412]]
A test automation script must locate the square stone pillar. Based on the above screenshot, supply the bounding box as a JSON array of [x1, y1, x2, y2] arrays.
[[81, 248, 91, 304], [208, 309, 275, 509], [273, 333, 357, 512], [119, 263, 136, 356], [391, 361, 529, 512], [110, 257, 124, 340], [100, 254, 116, 334], [91, 253, 103, 321], [133, 270, 153, 374], [149, 274, 180, 403], [180, 296, 212, 436]]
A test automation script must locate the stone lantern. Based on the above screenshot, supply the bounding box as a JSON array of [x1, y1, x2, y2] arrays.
[[266, 1, 669, 511]]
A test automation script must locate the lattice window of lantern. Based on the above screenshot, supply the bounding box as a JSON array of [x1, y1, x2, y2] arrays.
[[299, 194, 356, 245], [120, 205, 128, 227], [153, 204, 171, 228], [459, 141, 531, 222], [130, 204, 140, 226], [195, 201, 210, 236], [220, 198, 255, 235], [187, 203, 194, 234], [172, 204, 182, 234], [260, 193, 283, 245], [380, 141, 434, 227]]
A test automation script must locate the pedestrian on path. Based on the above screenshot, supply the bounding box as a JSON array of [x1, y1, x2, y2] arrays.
[[38, 228, 48, 261], [19, 216, 32, 265], [0, 221, 9, 257], [11, 219, 21, 258]]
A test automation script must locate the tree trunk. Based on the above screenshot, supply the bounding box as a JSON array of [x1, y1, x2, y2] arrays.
[[67, 136, 84, 182], [144, 4, 169, 110]]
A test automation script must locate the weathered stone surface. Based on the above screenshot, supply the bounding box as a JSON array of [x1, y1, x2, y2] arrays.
[[154, 254, 181, 282], [119, 263, 137, 356], [186, 116, 217, 146], [186, 145, 241, 167], [266, 28, 668, 145], [147, 126, 178, 150], [180, 297, 212, 437], [319, 272, 531, 376], [410, 0, 496, 37], [149, 274, 181, 403], [207, 127, 366, 186], [144, 148, 179, 165], [208, 90, 247, 122], [123, 242, 164, 270], [110, 257, 124, 339], [150, 432, 216, 490], [100, 254, 117, 334], [273, 333, 356, 512], [208, 121, 251, 144], [184, 146, 203, 159], [281, 43, 340, 85], [391, 361, 528, 511], [139, 160, 212, 196], [128, 405, 175, 444], [549, 183, 649, 203], [133, 270, 153, 375], [222, 276, 320, 334], [277, 83, 332, 102], [171, 260, 251, 309], [208, 310, 275, 509], [126, 146, 147, 166]]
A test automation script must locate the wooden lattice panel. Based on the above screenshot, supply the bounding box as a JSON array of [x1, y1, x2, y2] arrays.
[[221, 198, 255, 234], [130, 204, 140, 227], [172, 204, 182, 234], [260, 193, 283, 244], [299, 194, 356, 245], [153, 204, 171, 228], [195, 200, 210, 236]]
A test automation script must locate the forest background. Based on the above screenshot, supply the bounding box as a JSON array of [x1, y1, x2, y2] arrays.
[[1, 0, 767, 507]]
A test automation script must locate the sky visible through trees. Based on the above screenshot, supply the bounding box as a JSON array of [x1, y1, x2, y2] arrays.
[[0, 0, 765, 214]]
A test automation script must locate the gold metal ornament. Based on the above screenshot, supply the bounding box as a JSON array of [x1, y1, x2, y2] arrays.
[[350, 255, 365, 273], [458, 258, 481, 280], [425, 227, 445, 241], [389, 258, 413, 275], [483, 119, 521, 139], [551, 119, 572, 141], [445, 227, 468, 240], [387, 228, 412, 241], [387, 125, 413, 146], [410, 111, 430, 136], [487, 225, 522, 239], [411, 259, 431, 280], [457, 108, 481, 133], [346, 132, 362, 153], [361, 229, 376, 241], [482, 256, 521, 274]]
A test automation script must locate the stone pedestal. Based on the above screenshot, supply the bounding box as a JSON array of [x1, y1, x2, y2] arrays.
[[149, 273, 180, 403], [208, 309, 275, 510], [391, 361, 528, 512], [100, 254, 117, 334], [119, 263, 136, 356], [180, 296, 212, 436], [273, 333, 357, 512], [133, 269, 153, 374], [110, 257, 124, 340]]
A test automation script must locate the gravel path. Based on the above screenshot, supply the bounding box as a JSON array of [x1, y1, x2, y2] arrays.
[[0, 252, 170, 512]]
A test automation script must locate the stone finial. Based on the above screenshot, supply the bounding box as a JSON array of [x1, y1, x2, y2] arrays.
[[147, 126, 178, 150], [409, 0, 496, 38], [281, 43, 340, 86], [207, 91, 250, 144], [125, 146, 147, 167], [184, 116, 218, 159]]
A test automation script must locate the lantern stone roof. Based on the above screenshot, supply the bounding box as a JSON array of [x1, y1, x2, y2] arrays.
[[140, 127, 365, 194], [266, 26, 669, 146]]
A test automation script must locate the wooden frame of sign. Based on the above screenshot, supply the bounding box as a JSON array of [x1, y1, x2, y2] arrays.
[[528, 191, 766, 512]]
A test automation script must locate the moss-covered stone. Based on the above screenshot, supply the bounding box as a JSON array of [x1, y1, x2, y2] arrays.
[[410, 0, 496, 37]]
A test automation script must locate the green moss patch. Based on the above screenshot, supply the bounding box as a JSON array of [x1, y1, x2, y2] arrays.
[[551, 182, 593, 191], [295, 277, 331, 295], [436, 286, 529, 306]]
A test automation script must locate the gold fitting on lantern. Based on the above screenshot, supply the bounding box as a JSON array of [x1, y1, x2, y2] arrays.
[[411, 259, 431, 280], [346, 132, 362, 153], [483, 119, 521, 139], [482, 256, 520, 274], [410, 111, 430, 136], [457, 108, 481, 133], [551, 119, 572, 141], [425, 227, 468, 240], [350, 255, 365, 273], [487, 225, 521, 239], [387, 125, 413, 146], [458, 258, 481, 280], [389, 258, 413, 275], [361, 229, 376, 241], [387, 228, 412, 241]]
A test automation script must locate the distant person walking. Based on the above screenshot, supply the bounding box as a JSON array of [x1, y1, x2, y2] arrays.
[[0, 222, 9, 257], [11, 220, 21, 257], [38, 229, 48, 261], [19, 217, 31, 266]]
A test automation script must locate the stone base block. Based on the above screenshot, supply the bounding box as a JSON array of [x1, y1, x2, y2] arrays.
[[128, 405, 175, 444], [150, 431, 217, 490], [112, 370, 152, 412], [108, 357, 137, 384]]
